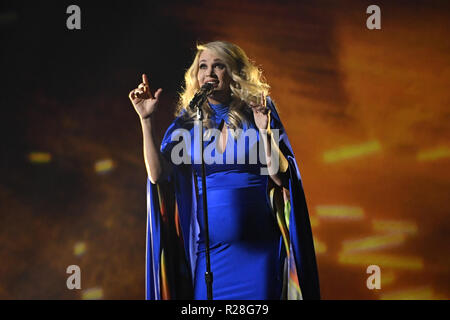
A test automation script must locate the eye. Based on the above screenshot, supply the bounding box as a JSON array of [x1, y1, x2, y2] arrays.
[[214, 63, 225, 70], [199, 63, 207, 69]]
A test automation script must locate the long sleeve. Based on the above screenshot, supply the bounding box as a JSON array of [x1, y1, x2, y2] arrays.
[[146, 114, 197, 300], [266, 96, 321, 300]]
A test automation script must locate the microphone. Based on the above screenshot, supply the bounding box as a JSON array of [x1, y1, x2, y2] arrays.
[[189, 82, 214, 110]]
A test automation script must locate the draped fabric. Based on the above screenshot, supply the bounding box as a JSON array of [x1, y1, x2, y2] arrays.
[[145, 96, 320, 300]]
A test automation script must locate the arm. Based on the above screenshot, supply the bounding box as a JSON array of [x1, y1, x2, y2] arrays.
[[140, 117, 172, 184], [130, 74, 171, 184], [259, 125, 290, 189], [250, 94, 290, 189]]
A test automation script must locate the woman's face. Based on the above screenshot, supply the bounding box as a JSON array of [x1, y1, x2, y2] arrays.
[[197, 49, 232, 100]]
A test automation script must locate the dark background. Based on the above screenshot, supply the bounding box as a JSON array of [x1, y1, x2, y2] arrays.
[[1, 0, 449, 299]]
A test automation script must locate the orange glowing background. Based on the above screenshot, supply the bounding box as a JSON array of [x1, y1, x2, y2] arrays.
[[0, 1, 449, 299]]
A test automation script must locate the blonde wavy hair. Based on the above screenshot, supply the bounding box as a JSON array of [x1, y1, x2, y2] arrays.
[[176, 41, 270, 131]]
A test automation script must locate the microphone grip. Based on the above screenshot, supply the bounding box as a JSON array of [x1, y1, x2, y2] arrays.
[[189, 83, 214, 110], [189, 91, 203, 110]]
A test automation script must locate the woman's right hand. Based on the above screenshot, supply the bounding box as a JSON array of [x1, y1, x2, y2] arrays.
[[129, 74, 163, 120]]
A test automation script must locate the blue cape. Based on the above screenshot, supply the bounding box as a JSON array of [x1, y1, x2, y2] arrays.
[[145, 97, 320, 300]]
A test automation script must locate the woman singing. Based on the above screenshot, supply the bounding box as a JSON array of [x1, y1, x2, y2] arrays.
[[129, 41, 320, 300]]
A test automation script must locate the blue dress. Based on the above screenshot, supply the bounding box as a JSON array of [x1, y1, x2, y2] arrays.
[[192, 103, 283, 300], [145, 96, 320, 300]]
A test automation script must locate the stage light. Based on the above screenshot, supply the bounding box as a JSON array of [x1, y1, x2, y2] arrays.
[[323, 140, 381, 163], [417, 146, 450, 161], [309, 216, 320, 228], [380, 286, 446, 300], [316, 205, 364, 220], [341, 234, 406, 253], [81, 287, 103, 300], [28, 152, 52, 164], [73, 242, 87, 257], [313, 238, 327, 254], [380, 270, 396, 287], [95, 159, 114, 173], [372, 219, 418, 235], [338, 253, 423, 270]]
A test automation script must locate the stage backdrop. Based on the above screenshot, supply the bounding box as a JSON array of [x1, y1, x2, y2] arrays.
[[1, 0, 449, 299]]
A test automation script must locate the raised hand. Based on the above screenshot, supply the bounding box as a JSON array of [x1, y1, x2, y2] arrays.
[[129, 74, 163, 120], [249, 92, 270, 130]]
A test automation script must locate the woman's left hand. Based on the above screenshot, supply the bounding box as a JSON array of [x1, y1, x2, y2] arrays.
[[249, 93, 270, 130]]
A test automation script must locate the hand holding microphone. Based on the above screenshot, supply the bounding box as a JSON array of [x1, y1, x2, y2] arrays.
[[189, 82, 215, 110]]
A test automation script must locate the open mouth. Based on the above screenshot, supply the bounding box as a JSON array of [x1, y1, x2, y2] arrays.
[[206, 80, 219, 87]]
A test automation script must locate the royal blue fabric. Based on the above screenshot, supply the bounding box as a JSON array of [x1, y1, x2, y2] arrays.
[[192, 102, 283, 299], [145, 97, 320, 300]]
